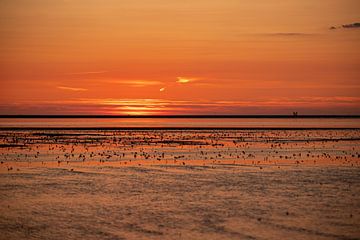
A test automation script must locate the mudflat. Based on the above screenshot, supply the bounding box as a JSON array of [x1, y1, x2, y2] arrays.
[[0, 129, 359, 239]]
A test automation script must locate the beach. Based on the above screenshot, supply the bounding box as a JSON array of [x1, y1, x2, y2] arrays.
[[0, 128, 359, 239]]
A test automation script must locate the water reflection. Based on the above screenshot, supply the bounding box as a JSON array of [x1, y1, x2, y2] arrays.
[[0, 118, 359, 128]]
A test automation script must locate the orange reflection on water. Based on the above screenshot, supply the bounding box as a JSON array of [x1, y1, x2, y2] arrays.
[[0, 129, 359, 174], [0, 118, 360, 128]]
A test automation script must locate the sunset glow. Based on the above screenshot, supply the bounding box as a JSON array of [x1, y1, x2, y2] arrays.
[[0, 0, 359, 115]]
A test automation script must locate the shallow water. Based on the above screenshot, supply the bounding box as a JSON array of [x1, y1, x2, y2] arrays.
[[0, 117, 359, 128], [1, 165, 359, 240], [0, 129, 359, 239]]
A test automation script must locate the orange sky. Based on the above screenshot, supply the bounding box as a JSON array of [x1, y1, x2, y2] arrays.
[[0, 0, 359, 115]]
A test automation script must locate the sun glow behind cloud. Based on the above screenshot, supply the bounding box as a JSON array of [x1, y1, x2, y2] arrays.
[[1, 97, 359, 115], [176, 77, 198, 84]]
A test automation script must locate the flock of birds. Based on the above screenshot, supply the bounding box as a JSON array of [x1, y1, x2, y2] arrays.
[[0, 129, 359, 171]]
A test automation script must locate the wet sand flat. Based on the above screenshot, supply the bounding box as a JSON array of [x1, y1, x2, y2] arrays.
[[0, 129, 359, 239]]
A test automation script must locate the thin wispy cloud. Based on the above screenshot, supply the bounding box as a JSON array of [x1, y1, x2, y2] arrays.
[[250, 32, 316, 38], [329, 22, 360, 30], [342, 23, 360, 29], [145, 77, 202, 93], [267, 32, 312, 36], [176, 77, 198, 84], [57, 86, 88, 92], [66, 71, 108, 75], [106, 80, 163, 87]]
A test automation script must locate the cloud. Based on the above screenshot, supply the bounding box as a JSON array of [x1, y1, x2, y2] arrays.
[[258, 32, 315, 38], [1, 97, 360, 115], [66, 71, 108, 75], [270, 32, 311, 36], [106, 80, 162, 87], [176, 77, 198, 84], [57, 86, 88, 91], [329, 22, 360, 30], [342, 23, 360, 29]]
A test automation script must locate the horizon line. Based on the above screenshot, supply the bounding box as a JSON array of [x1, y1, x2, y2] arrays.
[[0, 114, 359, 119], [1, 127, 359, 131]]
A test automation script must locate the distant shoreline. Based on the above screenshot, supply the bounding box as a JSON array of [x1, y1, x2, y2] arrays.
[[0, 115, 359, 119], [0, 127, 359, 131]]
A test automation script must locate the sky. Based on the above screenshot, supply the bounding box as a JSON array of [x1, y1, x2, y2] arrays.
[[0, 0, 359, 115]]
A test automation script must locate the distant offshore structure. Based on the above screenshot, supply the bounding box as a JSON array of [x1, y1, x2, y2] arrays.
[[293, 112, 298, 117]]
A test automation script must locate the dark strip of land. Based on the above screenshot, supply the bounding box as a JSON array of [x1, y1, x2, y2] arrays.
[[0, 115, 359, 119], [0, 127, 359, 131]]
